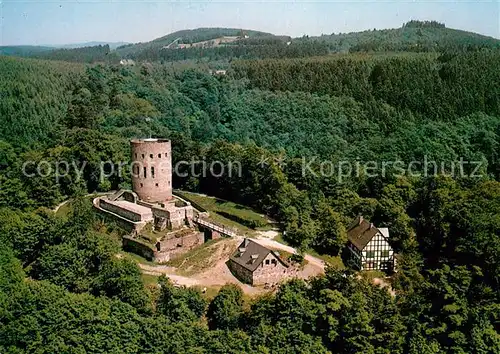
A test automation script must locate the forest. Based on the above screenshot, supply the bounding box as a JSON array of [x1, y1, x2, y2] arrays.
[[0, 23, 499, 353], [3, 21, 500, 64]]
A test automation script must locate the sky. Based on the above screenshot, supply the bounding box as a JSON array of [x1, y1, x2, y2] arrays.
[[1, 0, 499, 46]]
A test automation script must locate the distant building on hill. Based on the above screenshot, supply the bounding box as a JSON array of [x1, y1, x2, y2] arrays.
[[346, 216, 396, 272], [119, 59, 135, 66], [209, 69, 227, 76], [228, 238, 291, 286]]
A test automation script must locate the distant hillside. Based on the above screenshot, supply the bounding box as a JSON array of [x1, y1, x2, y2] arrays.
[[4, 21, 499, 63], [116, 27, 273, 57], [33, 45, 120, 64], [0, 46, 54, 57], [307, 20, 500, 52], [58, 42, 130, 50]]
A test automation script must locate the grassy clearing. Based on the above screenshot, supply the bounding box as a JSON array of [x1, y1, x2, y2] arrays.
[[55, 201, 73, 219], [272, 233, 345, 269], [176, 191, 273, 235], [195, 285, 222, 301], [55, 194, 102, 219], [166, 238, 226, 276], [270, 249, 309, 269], [272, 233, 287, 245], [141, 273, 160, 287], [308, 250, 345, 269], [360, 270, 387, 281]]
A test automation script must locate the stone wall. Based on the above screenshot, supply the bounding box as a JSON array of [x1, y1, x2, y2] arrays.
[[227, 259, 253, 284], [154, 251, 170, 263], [173, 191, 208, 213], [137, 200, 155, 208], [99, 199, 151, 222], [120, 190, 138, 203], [157, 231, 204, 252], [252, 253, 290, 286], [152, 204, 194, 230], [123, 236, 155, 261], [152, 231, 204, 263], [95, 207, 137, 233]]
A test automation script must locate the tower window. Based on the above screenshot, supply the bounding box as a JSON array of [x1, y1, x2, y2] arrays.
[[155, 183, 159, 187], [140, 183, 143, 188], [142, 154, 144, 159], [150, 154, 153, 159], [168, 181, 170, 186], [165, 152, 168, 157], [143, 167, 147, 178], [151, 166, 155, 178], [158, 154, 161, 158], [135, 153, 137, 158]]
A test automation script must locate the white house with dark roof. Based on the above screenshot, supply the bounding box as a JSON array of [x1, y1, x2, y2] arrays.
[[346, 216, 395, 272]]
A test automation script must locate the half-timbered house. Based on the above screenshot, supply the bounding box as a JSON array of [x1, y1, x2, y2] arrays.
[[346, 216, 396, 272]]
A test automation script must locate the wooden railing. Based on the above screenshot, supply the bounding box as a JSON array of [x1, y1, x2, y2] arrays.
[[193, 216, 237, 238]]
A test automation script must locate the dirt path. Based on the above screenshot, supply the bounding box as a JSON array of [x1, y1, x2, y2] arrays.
[[138, 254, 265, 295], [53, 191, 116, 213], [138, 264, 200, 287], [254, 231, 326, 270], [136, 230, 325, 294]]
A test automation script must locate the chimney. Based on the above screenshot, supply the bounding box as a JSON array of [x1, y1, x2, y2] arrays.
[[370, 223, 374, 229], [359, 215, 363, 225]]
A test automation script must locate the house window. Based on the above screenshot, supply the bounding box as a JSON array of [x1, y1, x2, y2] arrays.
[[140, 183, 143, 188], [158, 154, 161, 158], [150, 154, 153, 159], [142, 154, 145, 159], [365, 251, 375, 259], [364, 261, 375, 270], [165, 152, 168, 157], [271, 259, 277, 266], [151, 166, 155, 178], [143, 167, 147, 178], [265, 259, 270, 265], [381, 250, 390, 258]]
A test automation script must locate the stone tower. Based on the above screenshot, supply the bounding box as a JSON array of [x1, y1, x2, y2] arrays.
[[130, 138, 172, 202]]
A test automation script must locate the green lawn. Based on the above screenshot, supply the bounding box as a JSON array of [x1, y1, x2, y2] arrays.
[[141, 273, 160, 287], [54, 194, 101, 219], [273, 233, 345, 269], [176, 191, 274, 236], [55, 200, 73, 219]]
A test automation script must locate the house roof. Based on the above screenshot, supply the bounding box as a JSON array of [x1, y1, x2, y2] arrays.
[[229, 238, 288, 272], [347, 216, 389, 250]]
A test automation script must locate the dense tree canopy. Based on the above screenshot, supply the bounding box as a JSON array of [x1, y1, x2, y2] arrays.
[[0, 32, 499, 352]]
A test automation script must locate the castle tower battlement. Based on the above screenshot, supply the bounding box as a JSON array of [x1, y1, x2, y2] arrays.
[[130, 138, 172, 202]]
